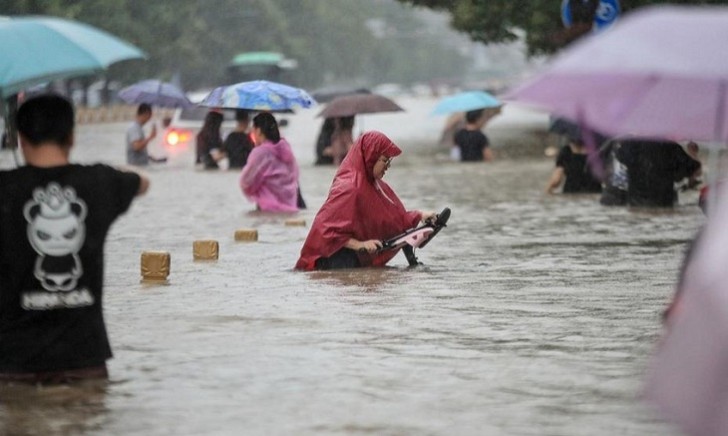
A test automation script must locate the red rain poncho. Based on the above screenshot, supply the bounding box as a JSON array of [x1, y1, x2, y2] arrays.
[[295, 131, 421, 270]]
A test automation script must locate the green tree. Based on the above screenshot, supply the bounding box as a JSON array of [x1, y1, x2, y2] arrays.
[[0, 0, 471, 91], [396, 0, 728, 55]]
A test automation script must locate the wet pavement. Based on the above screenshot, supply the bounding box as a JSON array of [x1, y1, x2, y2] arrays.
[[0, 97, 700, 435]]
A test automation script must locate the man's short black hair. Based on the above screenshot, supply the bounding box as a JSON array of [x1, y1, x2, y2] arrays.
[[16, 94, 74, 147], [235, 109, 250, 123], [137, 103, 152, 115], [465, 109, 484, 124]]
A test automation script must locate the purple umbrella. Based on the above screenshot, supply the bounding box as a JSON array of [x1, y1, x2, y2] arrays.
[[118, 79, 192, 108], [644, 181, 728, 435], [505, 5, 728, 143]]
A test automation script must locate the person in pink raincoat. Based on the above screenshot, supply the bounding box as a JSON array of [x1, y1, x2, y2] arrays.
[[239, 112, 300, 212]]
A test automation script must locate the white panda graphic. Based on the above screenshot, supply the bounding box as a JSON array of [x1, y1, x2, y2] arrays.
[[23, 183, 87, 292]]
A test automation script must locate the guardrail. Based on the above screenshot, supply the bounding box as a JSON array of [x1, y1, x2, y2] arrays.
[[75, 106, 175, 124]]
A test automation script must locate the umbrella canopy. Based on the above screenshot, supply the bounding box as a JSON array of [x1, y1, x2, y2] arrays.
[[311, 85, 371, 103], [504, 5, 728, 143], [199, 80, 316, 112], [432, 91, 501, 115], [644, 180, 728, 436], [0, 15, 145, 100], [118, 79, 192, 108], [317, 93, 403, 118]]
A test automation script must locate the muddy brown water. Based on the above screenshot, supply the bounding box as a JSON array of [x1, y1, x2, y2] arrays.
[[0, 97, 697, 435]]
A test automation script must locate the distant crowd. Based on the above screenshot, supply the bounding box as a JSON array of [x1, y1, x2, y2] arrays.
[[543, 117, 702, 209]]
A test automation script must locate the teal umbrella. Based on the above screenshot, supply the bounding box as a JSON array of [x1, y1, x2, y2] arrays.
[[432, 91, 501, 115], [0, 15, 146, 100]]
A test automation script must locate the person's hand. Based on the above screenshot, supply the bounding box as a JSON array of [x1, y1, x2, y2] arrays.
[[420, 211, 437, 224], [211, 148, 225, 161], [149, 124, 157, 139], [358, 239, 382, 254], [687, 141, 700, 159]]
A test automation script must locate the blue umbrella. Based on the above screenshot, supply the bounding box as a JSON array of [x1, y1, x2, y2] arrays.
[[432, 91, 502, 115], [0, 16, 146, 100], [118, 79, 192, 108], [199, 80, 316, 112]]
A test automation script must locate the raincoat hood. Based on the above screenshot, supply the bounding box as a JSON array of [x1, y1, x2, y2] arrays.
[[262, 138, 296, 165], [347, 131, 402, 182], [295, 131, 420, 270]]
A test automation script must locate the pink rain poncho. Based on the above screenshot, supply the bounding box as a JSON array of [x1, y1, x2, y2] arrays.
[[239, 138, 299, 212]]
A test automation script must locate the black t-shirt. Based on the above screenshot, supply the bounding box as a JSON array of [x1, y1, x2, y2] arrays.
[[616, 140, 701, 207], [454, 129, 489, 162], [555, 145, 603, 193], [0, 164, 140, 372], [223, 131, 254, 169]]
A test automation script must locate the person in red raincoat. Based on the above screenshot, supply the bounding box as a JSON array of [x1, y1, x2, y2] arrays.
[[295, 131, 435, 270]]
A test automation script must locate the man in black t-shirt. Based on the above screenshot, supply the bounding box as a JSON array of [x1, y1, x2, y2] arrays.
[[545, 131, 602, 194], [453, 109, 494, 162], [0, 94, 149, 383], [223, 109, 254, 169], [616, 139, 701, 207]]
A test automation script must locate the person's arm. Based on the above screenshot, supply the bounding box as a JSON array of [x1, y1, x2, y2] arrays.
[[673, 143, 702, 182], [686, 142, 701, 180], [118, 166, 150, 195], [344, 238, 382, 253], [483, 147, 494, 162], [545, 167, 565, 194], [481, 133, 493, 162], [136, 174, 150, 195], [210, 135, 225, 161], [132, 124, 157, 151]]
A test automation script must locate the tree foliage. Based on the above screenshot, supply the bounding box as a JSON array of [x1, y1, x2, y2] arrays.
[[0, 0, 470, 91], [396, 0, 728, 55]]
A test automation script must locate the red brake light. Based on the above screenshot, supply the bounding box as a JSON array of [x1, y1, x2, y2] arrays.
[[166, 131, 180, 146], [165, 129, 192, 148]]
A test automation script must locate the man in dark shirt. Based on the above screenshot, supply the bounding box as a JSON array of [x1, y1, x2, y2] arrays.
[[616, 139, 701, 207], [545, 129, 602, 194], [453, 109, 494, 162], [223, 109, 254, 169], [0, 94, 149, 383]]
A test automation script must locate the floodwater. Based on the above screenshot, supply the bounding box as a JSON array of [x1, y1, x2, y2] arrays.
[[0, 97, 701, 435]]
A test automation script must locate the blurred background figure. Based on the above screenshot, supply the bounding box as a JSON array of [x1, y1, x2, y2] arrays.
[[330, 116, 355, 165], [616, 139, 701, 207], [240, 112, 301, 212], [684, 141, 703, 190], [545, 128, 603, 195], [223, 109, 254, 169], [195, 110, 224, 170], [453, 108, 494, 162], [438, 112, 465, 160], [314, 117, 336, 166], [126, 103, 157, 166], [599, 139, 629, 206]]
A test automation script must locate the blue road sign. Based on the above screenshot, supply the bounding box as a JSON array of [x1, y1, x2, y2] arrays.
[[561, 0, 620, 31], [594, 0, 620, 30]]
